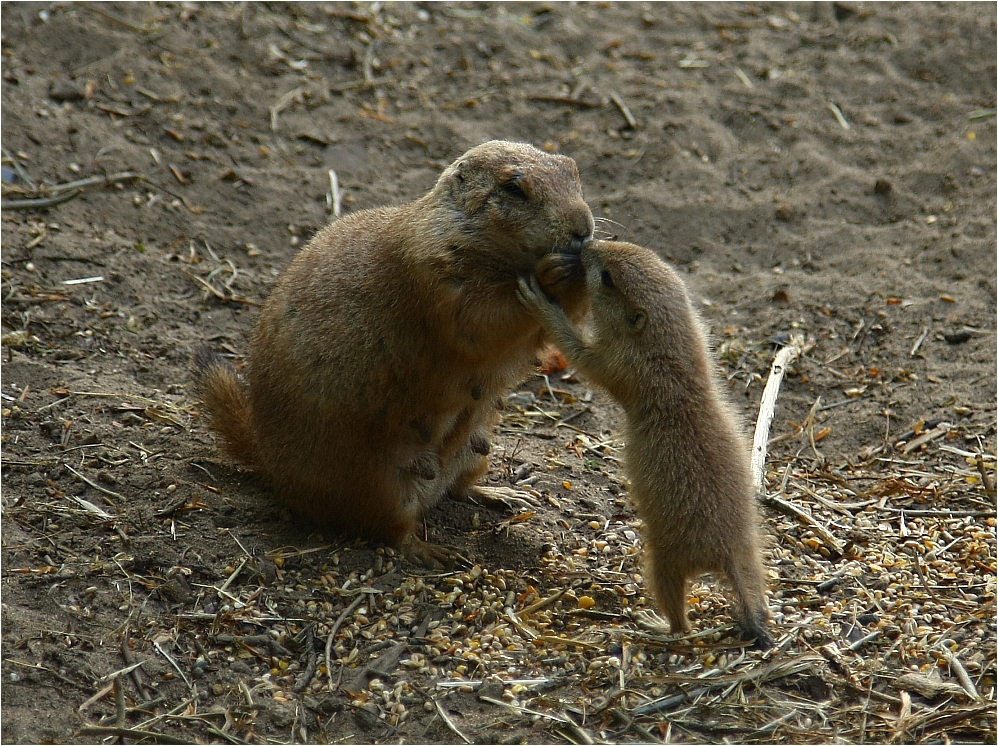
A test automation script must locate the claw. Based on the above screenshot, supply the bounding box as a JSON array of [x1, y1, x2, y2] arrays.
[[402, 536, 469, 571], [460, 485, 539, 513], [516, 275, 537, 306], [630, 609, 676, 636]]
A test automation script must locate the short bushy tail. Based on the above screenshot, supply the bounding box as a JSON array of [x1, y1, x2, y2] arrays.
[[192, 347, 256, 466]]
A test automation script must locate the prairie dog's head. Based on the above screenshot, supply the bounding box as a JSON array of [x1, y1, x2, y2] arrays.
[[582, 240, 699, 354], [437, 141, 594, 270]]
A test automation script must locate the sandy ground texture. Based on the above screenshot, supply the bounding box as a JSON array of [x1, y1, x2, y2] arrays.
[[2, 2, 996, 744]]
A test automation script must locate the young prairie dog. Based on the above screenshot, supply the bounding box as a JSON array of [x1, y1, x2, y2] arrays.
[[517, 240, 772, 647], [196, 141, 594, 566]]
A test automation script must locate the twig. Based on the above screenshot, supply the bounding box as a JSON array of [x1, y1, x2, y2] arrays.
[[328, 169, 341, 218], [77, 682, 115, 714], [479, 695, 573, 724], [505, 607, 539, 640], [153, 640, 191, 688], [911, 550, 945, 604], [435, 678, 552, 690], [269, 87, 306, 132], [329, 76, 389, 92], [975, 453, 996, 497], [879, 507, 996, 518], [763, 493, 846, 555], [2, 189, 83, 210], [816, 564, 854, 592], [903, 703, 994, 737], [3, 171, 143, 211], [806, 395, 823, 461], [754, 711, 795, 736], [362, 38, 376, 86], [632, 688, 707, 717], [526, 94, 603, 109], [520, 587, 567, 616], [827, 102, 851, 130], [212, 634, 290, 658], [293, 626, 318, 693], [77, 726, 191, 744], [554, 722, 596, 745], [734, 67, 754, 88], [217, 556, 250, 595], [2, 145, 36, 188], [846, 630, 880, 652], [910, 327, 929, 357], [901, 423, 950, 454], [114, 675, 126, 727], [45, 171, 141, 195], [433, 696, 472, 744], [325, 594, 365, 692], [640, 652, 824, 691], [65, 464, 125, 501], [122, 630, 155, 702], [935, 643, 980, 699], [609, 91, 637, 129], [751, 336, 804, 491], [81, 5, 158, 33], [25, 223, 48, 250], [62, 276, 104, 285], [181, 268, 260, 306], [795, 482, 874, 516], [131, 173, 203, 213]]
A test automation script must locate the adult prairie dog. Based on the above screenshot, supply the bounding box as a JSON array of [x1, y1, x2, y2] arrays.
[[517, 240, 772, 647], [196, 140, 594, 566]]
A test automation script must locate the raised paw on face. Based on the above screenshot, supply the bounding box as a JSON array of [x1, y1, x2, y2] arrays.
[[516, 273, 552, 315], [535, 251, 584, 292]]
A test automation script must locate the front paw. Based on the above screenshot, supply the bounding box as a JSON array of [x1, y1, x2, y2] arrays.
[[536, 252, 584, 291], [536, 253, 588, 319], [516, 273, 549, 314]]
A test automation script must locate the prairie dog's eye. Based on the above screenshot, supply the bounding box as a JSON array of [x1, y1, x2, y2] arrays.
[[600, 269, 616, 289], [502, 180, 528, 200]]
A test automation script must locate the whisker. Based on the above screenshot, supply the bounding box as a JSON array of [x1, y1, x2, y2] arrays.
[[594, 217, 627, 230]]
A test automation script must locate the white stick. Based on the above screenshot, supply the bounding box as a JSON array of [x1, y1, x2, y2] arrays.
[[751, 336, 804, 493], [329, 169, 341, 218]]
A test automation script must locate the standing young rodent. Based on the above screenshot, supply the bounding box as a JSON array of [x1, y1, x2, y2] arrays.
[[517, 240, 772, 647], [196, 140, 594, 566]]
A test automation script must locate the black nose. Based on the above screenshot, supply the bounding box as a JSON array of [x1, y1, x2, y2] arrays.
[[569, 234, 591, 253], [568, 216, 595, 253]]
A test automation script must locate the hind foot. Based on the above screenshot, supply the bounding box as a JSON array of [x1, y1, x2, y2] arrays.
[[454, 485, 539, 513], [738, 616, 774, 650], [631, 609, 675, 636], [401, 535, 469, 571], [630, 609, 693, 639]]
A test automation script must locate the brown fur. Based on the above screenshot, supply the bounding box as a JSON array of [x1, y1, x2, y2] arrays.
[[517, 240, 772, 648], [195, 141, 593, 560]]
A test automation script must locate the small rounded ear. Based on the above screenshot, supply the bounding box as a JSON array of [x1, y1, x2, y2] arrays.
[[450, 160, 489, 214], [628, 308, 647, 334]]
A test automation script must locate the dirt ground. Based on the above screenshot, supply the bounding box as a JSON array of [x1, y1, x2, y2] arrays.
[[1, 2, 995, 744]]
